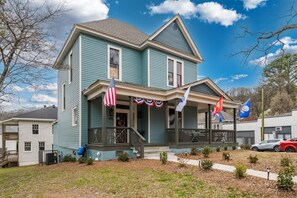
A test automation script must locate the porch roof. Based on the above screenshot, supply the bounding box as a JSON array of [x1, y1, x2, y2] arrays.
[[83, 79, 241, 109]]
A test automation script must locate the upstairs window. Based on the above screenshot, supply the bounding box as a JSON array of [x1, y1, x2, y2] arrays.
[[69, 52, 73, 83], [167, 58, 183, 87], [62, 83, 66, 111], [32, 124, 39, 134], [108, 46, 122, 80]]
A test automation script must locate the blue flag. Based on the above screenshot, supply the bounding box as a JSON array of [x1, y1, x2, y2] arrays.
[[216, 113, 223, 123], [240, 99, 250, 118]]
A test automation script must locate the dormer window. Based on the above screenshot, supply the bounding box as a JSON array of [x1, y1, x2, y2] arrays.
[[167, 57, 183, 87], [108, 45, 122, 80]]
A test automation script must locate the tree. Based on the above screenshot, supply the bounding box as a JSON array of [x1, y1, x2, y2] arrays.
[[0, 0, 65, 102], [270, 91, 294, 115]]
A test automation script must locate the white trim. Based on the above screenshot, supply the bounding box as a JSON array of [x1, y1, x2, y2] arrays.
[[68, 51, 73, 84], [167, 57, 184, 88], [0, 118, 56, 124], [61, 83, 66, 112], [72, 106, 78, 126], [148, 106, 150, 143], [107, 45, 122, 81], [79, 35, 82, 147], [114, 109, 130, 143], [147, 48, 150, 87], [24, 141, 32, 152]]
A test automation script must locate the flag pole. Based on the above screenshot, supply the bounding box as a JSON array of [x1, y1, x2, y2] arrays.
[[261, 88, 264, 141]]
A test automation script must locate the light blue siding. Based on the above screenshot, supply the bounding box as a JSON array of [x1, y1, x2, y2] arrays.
[[184, 106, 197, 128], [90, 98, 101, 128], [191, 83, 220, 97], [142, 49, 148, 86], [153, 21, 194, 55], [150, 107, 166, 144], [87, 149, 135, 160]]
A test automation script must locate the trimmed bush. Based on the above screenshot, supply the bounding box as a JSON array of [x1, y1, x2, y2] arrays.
[[62, 154, 76, 162], [232, 145, 237, 150], [191, 147, 198, 155], [216, 146, 221, 152], [201, 159, 213, 170], [222, 152, 231, 161], [86, 158, 94, 165], [160, 152, 168, 165], [78, 157, 87, 164], [240, 144, 251, 150], [235, 164, 247, 179], [248, 155, 258, 164], [280, 157, 292, 167], [118, 152, 129, 162], [202, 146, 211, 158], [277, 165, 295, 191], [224, 145, 228, 151]]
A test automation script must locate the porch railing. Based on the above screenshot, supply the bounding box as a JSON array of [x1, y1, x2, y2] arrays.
[[166, 128, 235, 145]]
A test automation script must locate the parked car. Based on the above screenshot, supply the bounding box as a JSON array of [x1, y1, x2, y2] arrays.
[[250, 139, 283, 152], [279, 138, 297, 152]]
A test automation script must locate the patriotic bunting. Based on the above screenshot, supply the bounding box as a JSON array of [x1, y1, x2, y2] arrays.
[[134, 97, 144, 104], [154, 100, 164, 108], [133, 97, 164, 108], [144, 99, 154, 106]]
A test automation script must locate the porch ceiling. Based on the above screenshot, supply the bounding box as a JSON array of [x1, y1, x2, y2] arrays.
[[83, 80, 241, 109]]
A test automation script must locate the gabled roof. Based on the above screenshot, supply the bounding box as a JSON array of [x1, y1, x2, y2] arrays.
[[78, 19, 148, 46], [15, 106, 57, 120]]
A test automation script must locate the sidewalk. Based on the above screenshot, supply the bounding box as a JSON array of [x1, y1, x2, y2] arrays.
[[145, 154, 297, 182]]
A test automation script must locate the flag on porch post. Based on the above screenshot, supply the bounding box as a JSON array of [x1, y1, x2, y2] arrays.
[[213, 97, 223, 116], [176, 86, 191, 112], [103, 78, 116, 106], [239, 99, 250, 118]]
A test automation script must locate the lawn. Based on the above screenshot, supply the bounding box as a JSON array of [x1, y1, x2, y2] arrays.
[[180, 149, 297, 173], [0, 159, 296, 198]]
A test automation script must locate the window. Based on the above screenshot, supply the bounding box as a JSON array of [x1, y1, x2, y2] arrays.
[[108, 46, 121, 80], [39, 142, 45, 151], [69, 52, 73, 83], [32, 124, 39, 134], [167, 58, 183, 87], [62, 83, 66, 111], [24, 142, 31, 152], [72, 106, 78, 126]]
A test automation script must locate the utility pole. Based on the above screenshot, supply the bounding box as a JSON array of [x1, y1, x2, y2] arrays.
[[261, 88, 264, 141]]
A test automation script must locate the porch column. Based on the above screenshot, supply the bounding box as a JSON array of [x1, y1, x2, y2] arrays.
[[233, 108, 237, 144], [208, 104, 212, 143], [175, 99, 179, 145], [205, 112, 208, 129], [164, 102, 168, 145], [102, 95, 107, 145], [129, 96, 134, 128]]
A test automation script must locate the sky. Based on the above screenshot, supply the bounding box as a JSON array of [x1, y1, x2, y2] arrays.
[[2, 0, 297, 111]]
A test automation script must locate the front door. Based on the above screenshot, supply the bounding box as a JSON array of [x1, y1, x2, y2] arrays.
[[115, 111, 129, 143]]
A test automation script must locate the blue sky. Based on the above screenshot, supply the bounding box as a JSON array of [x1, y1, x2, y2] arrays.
[[3, 0, 297, 111]]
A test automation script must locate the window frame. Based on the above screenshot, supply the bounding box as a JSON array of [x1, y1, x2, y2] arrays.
[[107, 45, 122, 81], [72, 106, 78, 126], [39, 141, 45, 151], [62, 83, 66, 111], [69, 51, 73, 84], [167, 57, 184, 87], [32, 124, 39, 135], [24, 141, 32, 152]]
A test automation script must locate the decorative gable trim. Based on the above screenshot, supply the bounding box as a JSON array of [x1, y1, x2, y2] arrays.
[[148, 15, 203, 61]]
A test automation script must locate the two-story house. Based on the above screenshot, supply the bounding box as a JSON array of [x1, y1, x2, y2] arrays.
[[53, 15, 240, 160]]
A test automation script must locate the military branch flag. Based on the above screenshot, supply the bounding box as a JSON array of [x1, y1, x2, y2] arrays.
[[213, 97, 223, 116], [176, 86, 191, 112], [239, 99, 250, 118], [103, 78, 116, 106]]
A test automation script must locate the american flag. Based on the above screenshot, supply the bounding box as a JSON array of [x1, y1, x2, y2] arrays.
[[103, 78, 116, 106]]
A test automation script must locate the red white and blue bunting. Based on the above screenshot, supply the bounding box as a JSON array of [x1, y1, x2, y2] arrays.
[[133, 97, 164, 108]]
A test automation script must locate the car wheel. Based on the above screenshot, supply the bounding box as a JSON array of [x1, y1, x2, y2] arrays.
[[285, 147, 295, 152], [273, 146, 279, 152], [252, 147, 258, 151]]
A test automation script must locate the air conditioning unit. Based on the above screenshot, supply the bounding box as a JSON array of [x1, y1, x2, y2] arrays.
[[275, 126, 282, 132]]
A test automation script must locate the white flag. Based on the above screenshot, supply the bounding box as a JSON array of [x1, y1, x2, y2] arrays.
[[176, 87, 191, 112]]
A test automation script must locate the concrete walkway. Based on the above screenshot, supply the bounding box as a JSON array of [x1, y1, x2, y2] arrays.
[[145, 154, 297, 182]]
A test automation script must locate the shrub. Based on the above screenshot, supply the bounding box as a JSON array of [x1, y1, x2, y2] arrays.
[[248, 155, 258, 164], [86, 158, 94, 165], [202, 146, 211, 158], [235, 164, 247, 179], [232, 145, 237, 150], [159, 151, 168, 165], [240, 144, 251, 150], [78, 157, 87, 164], [280, 157, 292, 167], [118, 152, 129, 162], [177, 157, 189, 168], [191, 147, 198, 155], [201, 159, 213, 170], [62, 154, 76, 162], [224, 145, 228, 151], [277, 165, 295, 191], [222, 152, 231, 161], [216, 146, 221, 152]]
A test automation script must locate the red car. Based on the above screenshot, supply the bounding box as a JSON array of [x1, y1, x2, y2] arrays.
[[279, 138, 297, 152]]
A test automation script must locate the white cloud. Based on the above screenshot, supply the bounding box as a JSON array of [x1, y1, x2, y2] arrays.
[[214, 77, 228, 83], [196, 2, 245, 27], [11, 85, 24, 92], [148, 0, 244, 26], [230, 74, 248, 82], [243, 0, 267, 10], [197, 75, 206, 80], [31, 94, 57, 104], [25, 83, 57, 92], [250, 37, 297, 66]]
